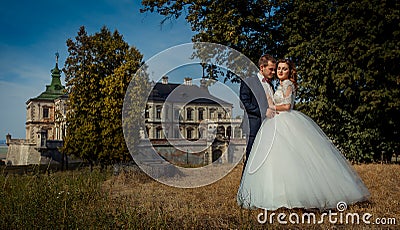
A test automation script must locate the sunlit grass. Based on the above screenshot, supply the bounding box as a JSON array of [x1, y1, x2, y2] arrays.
[[0, 164, 398, 229]]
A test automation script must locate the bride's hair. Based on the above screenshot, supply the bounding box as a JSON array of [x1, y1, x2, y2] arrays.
[[278, 59, 298, 89]]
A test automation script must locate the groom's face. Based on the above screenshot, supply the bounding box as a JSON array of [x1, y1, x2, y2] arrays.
[[260, 61, 276, 79]]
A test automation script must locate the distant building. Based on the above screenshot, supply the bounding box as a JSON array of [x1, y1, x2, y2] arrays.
[[143, 76, 245, 165], [25, 55, 67, 142], [6, 54, 67, 165]]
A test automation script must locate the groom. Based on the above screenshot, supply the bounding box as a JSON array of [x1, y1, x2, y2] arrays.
[[239, 54, 276, 170]]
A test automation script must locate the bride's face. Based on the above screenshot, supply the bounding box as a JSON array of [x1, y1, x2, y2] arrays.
[[277, 63, 290, 81]]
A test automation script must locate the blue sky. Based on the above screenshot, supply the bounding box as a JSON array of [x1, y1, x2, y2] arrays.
[[0, 0, 199, 139]]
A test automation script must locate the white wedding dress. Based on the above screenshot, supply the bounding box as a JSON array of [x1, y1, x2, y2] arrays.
[[237, 80, 370, 210]]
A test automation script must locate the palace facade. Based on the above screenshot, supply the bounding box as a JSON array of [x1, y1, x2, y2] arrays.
[[5, 56, 245, 166], [143, 76, 245, 165]]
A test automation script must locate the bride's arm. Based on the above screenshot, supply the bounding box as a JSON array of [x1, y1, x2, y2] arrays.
[[275, 103, 291, 111], [274, 84, 293, 112]]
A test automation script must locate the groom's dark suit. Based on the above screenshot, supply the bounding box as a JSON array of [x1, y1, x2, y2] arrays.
[[240, 74, 270, 168]]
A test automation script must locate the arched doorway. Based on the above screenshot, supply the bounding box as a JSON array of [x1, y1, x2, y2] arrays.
[[212, 149, 222, 163], [226, 126, 232, 139]]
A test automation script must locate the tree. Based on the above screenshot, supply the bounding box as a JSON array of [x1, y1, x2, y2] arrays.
[[140, 0, 400, 162], [63, 26, 147, 167], [284, 0, 400, 162], [141, 0, 287, 67]]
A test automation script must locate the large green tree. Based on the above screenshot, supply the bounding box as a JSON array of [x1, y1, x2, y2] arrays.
[[63, 26, 147, 166], [141, 0, 400, 162], [141, 0, 287, 64], [284, 0, 400, 162]]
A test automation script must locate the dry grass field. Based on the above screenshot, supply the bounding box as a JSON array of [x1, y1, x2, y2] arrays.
[[105, 163, 400, 229], [0, 163, 398, 229]]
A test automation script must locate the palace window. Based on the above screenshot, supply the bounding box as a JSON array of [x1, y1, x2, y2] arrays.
[[226, 126, 232, 139], [156, 106, 162, 119], [217, 126, 225, 136], [209, 108, 216, 118], [145, 105, 149, 118], [156, 127, 162, 139], [187, 108, 193, 121], [198, 108, 204, 120], [43, 107, 49, 119], [186, 128, 193, 139]]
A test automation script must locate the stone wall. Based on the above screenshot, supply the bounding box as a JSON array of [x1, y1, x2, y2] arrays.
[[146, 139, 246, 166], [6, 142, 41, 165], [5, 134, 65, 166]]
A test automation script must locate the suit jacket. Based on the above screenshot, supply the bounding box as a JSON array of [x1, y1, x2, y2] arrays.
[[240, 75, 270, 137]]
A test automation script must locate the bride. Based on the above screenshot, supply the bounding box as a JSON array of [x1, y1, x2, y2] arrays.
[[237, 59, 370, 210]]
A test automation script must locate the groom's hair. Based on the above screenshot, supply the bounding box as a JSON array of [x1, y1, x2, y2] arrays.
[[258, 54, 276, 68]]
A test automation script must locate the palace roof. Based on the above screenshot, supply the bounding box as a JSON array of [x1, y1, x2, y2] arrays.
[[27, 54, 66, 104], [148, 80, 232, 107]]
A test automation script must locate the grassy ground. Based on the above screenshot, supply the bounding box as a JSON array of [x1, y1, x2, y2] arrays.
[[0, 163, 398, 229]]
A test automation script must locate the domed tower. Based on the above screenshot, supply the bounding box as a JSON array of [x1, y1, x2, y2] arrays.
[[25, 53, 66, 143]]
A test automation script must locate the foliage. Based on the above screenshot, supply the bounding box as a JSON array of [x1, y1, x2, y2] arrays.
[[63, 26, 148, 166], [284, 0, 400, 162], [141, 0, 286, 69], [140, 0, 400, 162], [122, 64, 151, 156]]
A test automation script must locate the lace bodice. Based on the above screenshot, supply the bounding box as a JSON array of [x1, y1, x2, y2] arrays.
[[273, 80, 295, 110]]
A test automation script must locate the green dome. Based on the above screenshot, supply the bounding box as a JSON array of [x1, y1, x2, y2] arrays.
[[33, 54, 65, 101]]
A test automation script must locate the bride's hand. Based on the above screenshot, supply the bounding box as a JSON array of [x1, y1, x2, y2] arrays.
[[266, 107, 277, 119]]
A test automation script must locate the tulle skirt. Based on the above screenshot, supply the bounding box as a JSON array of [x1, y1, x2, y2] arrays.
[[237, 110, 370, 210]]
